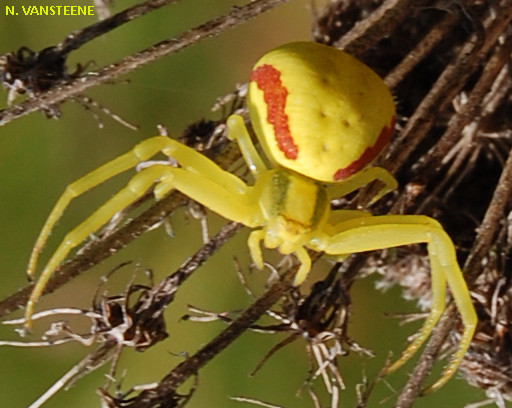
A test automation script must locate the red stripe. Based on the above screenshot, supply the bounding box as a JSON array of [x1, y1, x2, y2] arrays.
[[251, 64, 298, 160], [333, 115, 396, 181]]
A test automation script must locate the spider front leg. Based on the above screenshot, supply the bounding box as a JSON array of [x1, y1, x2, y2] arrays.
[[327, 166, 398, 205], [28, 135, 251, 280], [25, 137, 262, 330], [28, 136, 175, 280], [25, 164, 170, 331], [316, 214, 477, 392], [226, 114, 267, 177]]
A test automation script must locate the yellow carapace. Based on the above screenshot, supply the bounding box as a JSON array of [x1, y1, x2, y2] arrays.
[[26, 42, 476, 392]]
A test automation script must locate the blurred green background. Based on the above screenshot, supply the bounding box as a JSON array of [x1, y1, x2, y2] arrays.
[[0, 1, 486, 407]]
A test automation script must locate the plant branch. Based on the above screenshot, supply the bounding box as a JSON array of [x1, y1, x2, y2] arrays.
[[0, 136, 242, 318], [55, 0, 183, 56], [125, 264, 296, 407], [0, 0, 289, 127], [395, 131, 512, 408]]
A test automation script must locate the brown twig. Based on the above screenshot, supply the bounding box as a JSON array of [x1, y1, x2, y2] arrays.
[[54, 0, 183, 56], [3, 1, 512, 407], [124, 264, 296, 407], [0, 0, 289, 127], [0, 192, 187, 318], [396, 141, 512, 408], [384, 12, 458, 90], [336, 0, 426, 56], [0, 127, 243, 318]]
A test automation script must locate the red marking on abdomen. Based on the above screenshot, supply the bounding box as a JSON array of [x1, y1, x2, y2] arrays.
[[251, 64, 298, 160], [333, 115, 396, 180]]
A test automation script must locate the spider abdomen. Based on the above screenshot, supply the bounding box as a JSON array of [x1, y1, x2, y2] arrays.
[[248, 42, 396, 182]]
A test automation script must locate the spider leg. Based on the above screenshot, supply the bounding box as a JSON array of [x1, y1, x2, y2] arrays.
[[28, 136, 177, 279], [327, 209, 372, 224], [155, 167, 260, 224], [157, 135, 249, 194], [27, 138, 264, 330], [385, 251, 446, 375], [293, 247, 312, 285], [26, 164, 171, 329], [227, 114, 267, 178], [28, 136, 250, 280], [327, 166, 398, 204], [316, 214, 476, 392], [247, 230, 266, 270]]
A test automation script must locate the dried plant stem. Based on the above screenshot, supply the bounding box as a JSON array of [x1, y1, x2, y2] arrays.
[[0, 192, 186, 318], [385, 3, 512, 175], [125, 266, 296, 408], [337, 0, 424, 56], [417, 26, 512, 176], [417, 32, 512, 212], [0, 0, 289, 127], [23, 221, 242, 408], [384, 13, 458, 89], [463, 149, 512, 285], [0, 137, 244, 318], [136, 221, 243, 311], [55, 0, 183, 56], [396, 140, 512, 408], [3, 1, 512, 406], [394, 308, 455, 408]]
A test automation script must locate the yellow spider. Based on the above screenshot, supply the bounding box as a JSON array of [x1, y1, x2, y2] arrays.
[[25, 42, 476, 392]]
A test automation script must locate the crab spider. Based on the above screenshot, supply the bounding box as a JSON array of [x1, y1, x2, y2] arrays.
[[25, 42, 476, 393]]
